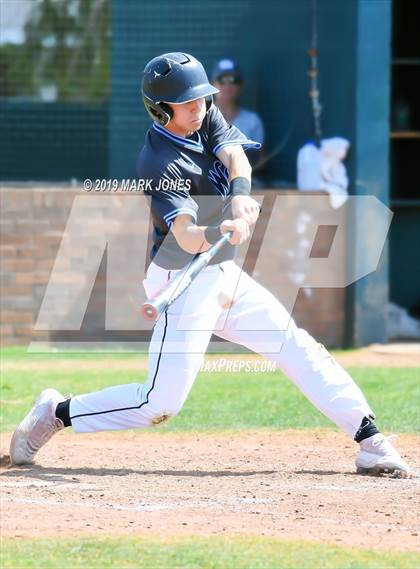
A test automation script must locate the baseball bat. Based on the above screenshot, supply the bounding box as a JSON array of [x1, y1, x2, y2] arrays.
[[141, 231, 233, 321]]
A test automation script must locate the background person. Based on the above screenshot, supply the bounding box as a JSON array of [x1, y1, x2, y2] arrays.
[[212, 58, 265, 176]]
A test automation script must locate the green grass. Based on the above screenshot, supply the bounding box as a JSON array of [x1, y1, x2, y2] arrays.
[[1, 348, 419, 433], [1, 536, 418, 569], [1, 350, 419, 568]]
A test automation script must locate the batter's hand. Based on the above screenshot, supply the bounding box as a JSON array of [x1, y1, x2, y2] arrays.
[[220, 218, 250, 245], [231, 195, 261, 225]]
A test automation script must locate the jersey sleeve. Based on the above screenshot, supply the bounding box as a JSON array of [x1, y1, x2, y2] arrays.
[[206, 105, 262, 156], [143, 166, 198, 230]]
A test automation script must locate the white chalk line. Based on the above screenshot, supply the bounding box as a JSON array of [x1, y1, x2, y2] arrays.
[[2, 496, 418, 534], [1, 476, 418, 494], [1, 496, 273, 512]]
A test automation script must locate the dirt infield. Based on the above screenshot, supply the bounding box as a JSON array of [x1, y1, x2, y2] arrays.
[[1, 431, 419, 551]]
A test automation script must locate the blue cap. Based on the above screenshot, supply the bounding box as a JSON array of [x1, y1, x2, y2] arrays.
[[211, 58, 243, 82]]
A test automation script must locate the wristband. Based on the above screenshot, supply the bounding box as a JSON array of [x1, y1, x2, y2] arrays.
[[204, 225, 222, 244], [230, 176, 251, 196]]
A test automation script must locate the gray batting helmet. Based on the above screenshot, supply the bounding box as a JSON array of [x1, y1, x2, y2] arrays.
[[142, 52, 219, 126]]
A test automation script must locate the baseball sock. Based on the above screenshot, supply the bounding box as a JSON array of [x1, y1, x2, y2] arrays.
[[55, 399, 72, 427], [354, 416, 380, 443]]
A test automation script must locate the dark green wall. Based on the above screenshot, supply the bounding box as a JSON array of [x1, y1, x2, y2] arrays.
[[110, 0, 359, 184], [390, 207, 420, 311], [0, 103, 108, 181]]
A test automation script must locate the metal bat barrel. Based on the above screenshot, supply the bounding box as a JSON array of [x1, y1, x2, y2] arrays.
[[141, 231, 232, 321]]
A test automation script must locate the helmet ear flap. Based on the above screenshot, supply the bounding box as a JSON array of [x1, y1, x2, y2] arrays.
[[142, 95, 173, 126], [159, 102, 173, 124]]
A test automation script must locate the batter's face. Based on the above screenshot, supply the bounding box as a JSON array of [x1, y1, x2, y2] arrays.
[[166, 97, 206, 137]]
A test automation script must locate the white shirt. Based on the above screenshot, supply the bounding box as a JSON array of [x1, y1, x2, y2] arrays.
[[232, 108, 265, 145]]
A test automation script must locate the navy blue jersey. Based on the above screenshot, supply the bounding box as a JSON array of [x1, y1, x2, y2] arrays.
[[136, 104, 261, 269]]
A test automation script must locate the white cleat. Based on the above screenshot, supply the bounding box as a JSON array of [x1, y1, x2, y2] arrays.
[[9, 389, 67, 466], [356, 433, 410, 477]]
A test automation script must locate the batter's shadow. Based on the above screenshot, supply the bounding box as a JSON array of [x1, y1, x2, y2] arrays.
[[2, 465, 277, 481]]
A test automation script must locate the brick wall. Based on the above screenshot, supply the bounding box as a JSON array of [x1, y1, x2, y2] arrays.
[[0, 186, 345, 348], [1, 186, 75, 345]]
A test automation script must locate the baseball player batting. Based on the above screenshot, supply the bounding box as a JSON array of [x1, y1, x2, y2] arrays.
[[10, 52, 409, 476]]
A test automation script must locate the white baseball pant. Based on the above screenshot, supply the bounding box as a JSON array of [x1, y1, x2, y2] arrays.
[[69, 260, 374, 436]]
